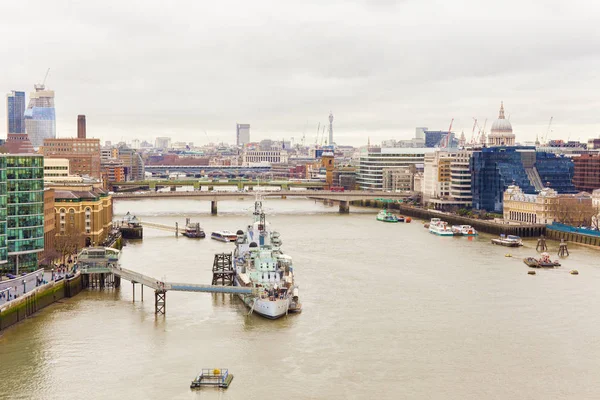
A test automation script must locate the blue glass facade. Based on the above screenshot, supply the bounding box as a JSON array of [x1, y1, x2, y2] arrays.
[[471, 147, 576, 213], [7, 91, 26, 134], [424, 130, 458, 148], [5, 155, 44, 273]]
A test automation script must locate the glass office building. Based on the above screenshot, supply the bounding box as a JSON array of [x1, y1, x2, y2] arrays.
[[471, 147, 576, 213], [5, 155, 45, 272], [7, 91, 26, 134], [0, 158, 7, 268], [24, 84, 56, 149]]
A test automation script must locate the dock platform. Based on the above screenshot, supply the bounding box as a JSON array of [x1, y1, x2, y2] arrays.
[[190, 369, 233, 389]]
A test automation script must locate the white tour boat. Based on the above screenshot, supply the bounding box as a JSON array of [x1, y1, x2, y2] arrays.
[[429, 218, 454, 236]]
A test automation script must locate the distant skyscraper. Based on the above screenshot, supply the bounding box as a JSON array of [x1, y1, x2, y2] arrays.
[[77, 115, 86, 138], [6, 91, 26, 134], [24, 83, 56, 149], [328, 112, 334, 145], [236, 123, 250, 146]]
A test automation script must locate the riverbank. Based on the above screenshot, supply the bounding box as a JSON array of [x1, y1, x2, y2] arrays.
[[0, 273, 84, 331], [355, 200, 546, 237]]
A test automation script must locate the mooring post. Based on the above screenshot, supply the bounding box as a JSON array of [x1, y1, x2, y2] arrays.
[[141, 285, 144, 301], [132, 282, 135, 302], [558, 239, 569, 257], [536, 235, 547, 252], [175, 222, 179, 237], [211, 200, 218, 215]]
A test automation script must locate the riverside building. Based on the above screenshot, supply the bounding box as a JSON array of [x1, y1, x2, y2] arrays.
[[6, 155, 45, 273], [52, 183, 113, 248], [503, 185, 594, 226], [422, 150, 473, 209], [357, 147, 435, 190]]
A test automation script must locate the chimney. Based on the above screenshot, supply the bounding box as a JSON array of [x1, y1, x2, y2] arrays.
[[77, 115, 86, 139]]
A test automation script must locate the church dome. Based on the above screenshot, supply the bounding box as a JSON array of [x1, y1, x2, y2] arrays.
[[490, 102, 513, 134], [488, 102, 515, 146]]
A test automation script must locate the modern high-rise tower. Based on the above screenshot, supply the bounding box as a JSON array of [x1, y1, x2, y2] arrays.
[[6, 91, 26, 134], [328, 112, 334, 146], [24, 83, 56, 149], [236, 123, 250, 146]]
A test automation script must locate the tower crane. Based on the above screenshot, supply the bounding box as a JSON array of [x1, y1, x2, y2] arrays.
[[543, 116, 553, 145], [470, 118, 477, 144], [42, 68, 50, 86], [441, 118, 454, 148]]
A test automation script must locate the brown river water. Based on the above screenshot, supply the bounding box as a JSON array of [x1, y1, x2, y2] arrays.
[[1, 198, 600, 400]]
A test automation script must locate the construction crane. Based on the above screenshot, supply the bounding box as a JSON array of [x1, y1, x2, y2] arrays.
[[42, 68, 50, 86], [315, 122, 321, 145], [441, 118, 454, 148], [543, 116, 553, 145], [470, 118, 478, 144]]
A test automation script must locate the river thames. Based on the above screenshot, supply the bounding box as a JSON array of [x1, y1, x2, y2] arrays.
[[1, 198, 600, 399]]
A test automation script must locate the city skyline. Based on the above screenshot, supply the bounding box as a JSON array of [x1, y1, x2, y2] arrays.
[[1, 1, 600, 146]]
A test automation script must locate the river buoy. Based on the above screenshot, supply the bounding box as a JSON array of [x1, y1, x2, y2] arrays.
[[505, 254, 512, 257], [528, 270, 536, 275], [405, 217, 412, 223], [570, 270, 579, 275]]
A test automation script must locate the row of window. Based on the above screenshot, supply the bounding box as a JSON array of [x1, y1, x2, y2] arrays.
[[7, 238, 44, 253], [7, 168, 44, 180], [8, 226, 44, 241], [8, 180, 43, 192], [7, 215, 43, 229]]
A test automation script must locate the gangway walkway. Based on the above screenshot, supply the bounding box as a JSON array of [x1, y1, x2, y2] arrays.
[[139, 221, 178, 233], [108, 265, 253, 314]]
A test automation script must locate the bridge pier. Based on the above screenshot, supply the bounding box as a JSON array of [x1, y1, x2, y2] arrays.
[[211, 201, 218, 215], [155, 290, 166, 314], [339, 201, 350, 214]]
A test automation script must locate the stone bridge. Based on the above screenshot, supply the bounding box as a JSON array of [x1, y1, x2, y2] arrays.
[[112, 190, 415, 213]]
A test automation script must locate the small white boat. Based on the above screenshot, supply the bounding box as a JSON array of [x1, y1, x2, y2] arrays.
[[211, 230, 238, 242], [429, 218, 454, 236], [491, 234, 523, 247], [452, 225, 478, 236]]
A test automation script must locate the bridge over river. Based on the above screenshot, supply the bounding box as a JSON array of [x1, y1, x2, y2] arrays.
[[112, 190, 414, 214]]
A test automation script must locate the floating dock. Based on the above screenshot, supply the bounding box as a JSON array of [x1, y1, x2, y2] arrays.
[[190, 369, 233, 389]]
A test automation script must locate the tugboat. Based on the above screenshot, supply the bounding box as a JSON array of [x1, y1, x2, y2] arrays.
[[377, 209, 399, 223], [491, 234, 523, 247], [523, 253, 561, 268], [182, 218, 205, 238], [232, 194, 301, 319]]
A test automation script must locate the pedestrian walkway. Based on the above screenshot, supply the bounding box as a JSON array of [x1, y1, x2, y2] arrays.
[[0, 268, 72, 306]]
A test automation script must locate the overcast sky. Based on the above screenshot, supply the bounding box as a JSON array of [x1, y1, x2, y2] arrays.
[[2, 0, 600, 146]]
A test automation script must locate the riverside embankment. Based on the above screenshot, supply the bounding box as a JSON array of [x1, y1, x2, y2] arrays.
[[0, 273, 84, 331], [356, 200, 546, 237]]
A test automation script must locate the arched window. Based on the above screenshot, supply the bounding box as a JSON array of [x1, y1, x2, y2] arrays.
[[59, 208, 66, 232], [85, 207, 91, 233]]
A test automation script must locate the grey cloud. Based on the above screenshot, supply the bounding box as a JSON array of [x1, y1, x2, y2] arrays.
[[1, 0, 600, 145]]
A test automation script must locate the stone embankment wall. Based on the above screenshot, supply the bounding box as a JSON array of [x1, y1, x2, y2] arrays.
[[0, 273, 83, 332], [355, 200, 546, 237], [546, 229, 600, 247]]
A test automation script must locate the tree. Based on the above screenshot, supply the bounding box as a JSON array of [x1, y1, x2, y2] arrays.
[[54, 225, 85, 265]]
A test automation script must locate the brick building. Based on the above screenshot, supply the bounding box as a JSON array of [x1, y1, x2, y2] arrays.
[[42, 138, 101, 179]]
